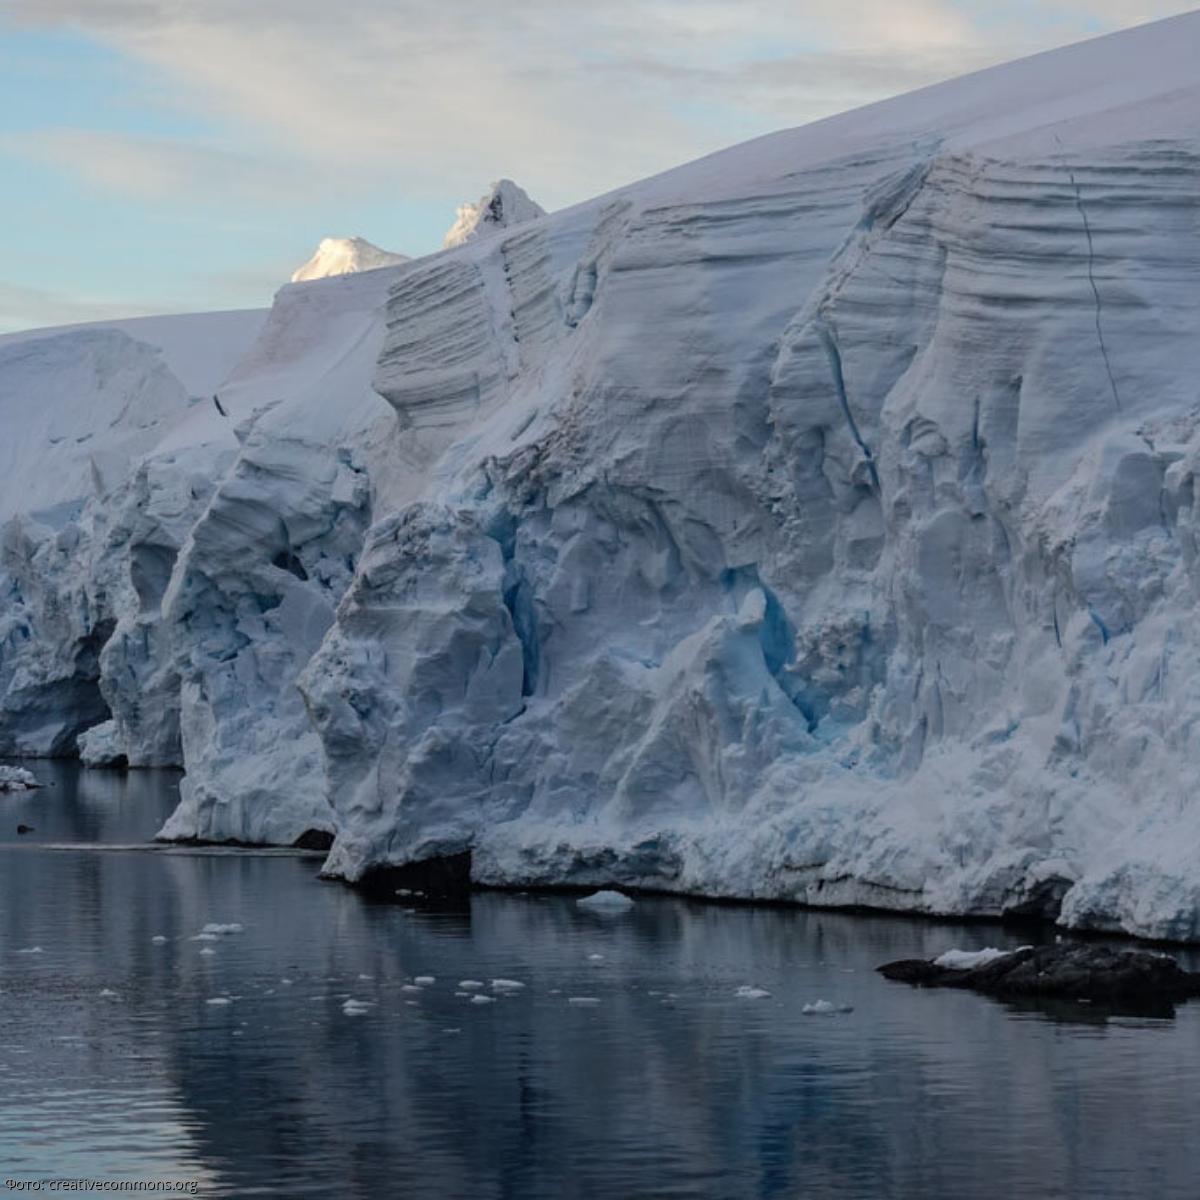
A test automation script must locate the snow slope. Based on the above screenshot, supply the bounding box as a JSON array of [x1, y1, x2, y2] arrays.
[[4, 13, 1200, 936], [0, 308, 268, 397]]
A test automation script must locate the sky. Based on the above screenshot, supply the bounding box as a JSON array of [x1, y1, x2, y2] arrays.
[[0, 0, 1194, 332]]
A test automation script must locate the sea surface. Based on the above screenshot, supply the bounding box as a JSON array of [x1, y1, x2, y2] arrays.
[[2, 761, 1200, 1199]]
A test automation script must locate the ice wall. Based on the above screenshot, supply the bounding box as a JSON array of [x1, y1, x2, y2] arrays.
[[4, 14, 1200, 937]]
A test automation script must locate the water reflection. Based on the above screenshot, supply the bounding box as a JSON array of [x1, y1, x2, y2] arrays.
[[2, 765, 1200, 1198]]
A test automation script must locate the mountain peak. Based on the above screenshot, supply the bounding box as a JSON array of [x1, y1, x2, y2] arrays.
[[291, 236, 409, 283], [442, 180, 546, 250]]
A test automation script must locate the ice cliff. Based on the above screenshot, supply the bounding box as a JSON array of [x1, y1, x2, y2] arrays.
[[3, 14, 1200, 939]]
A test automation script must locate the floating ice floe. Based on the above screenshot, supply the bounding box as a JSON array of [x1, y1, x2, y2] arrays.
[[151, 935, 168, 945], [200, 923, 244, 936], [99, 988, 120, 999], [414, 976, 435, 986], [206, 997, 233, 1007], [458, 980, 484, 990], [401, 984, 422, 993], [0, 766, 39, 791], [735, 986, 771, 1000], [568, 996, 601, 1006], [933, 947, 1030, 971], [802, 1000, 854, 1015], [469, 994, 496, 1005], [15, 946, 43, 954], [199, 948, 216, 957], [587, 954, 605, 962], [491, 979, 525, 992], [576, 891, 634, 912], [342, 999, 371, 1016]]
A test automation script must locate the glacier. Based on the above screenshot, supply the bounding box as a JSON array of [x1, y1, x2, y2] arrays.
[[3, 14, 1200, 939]]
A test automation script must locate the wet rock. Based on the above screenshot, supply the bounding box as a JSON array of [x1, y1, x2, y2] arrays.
[[879, 943, 1200, 1010]]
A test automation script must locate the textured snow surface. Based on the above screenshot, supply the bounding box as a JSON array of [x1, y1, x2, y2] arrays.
[[442, 180, 546, 249], [291, 236, 410, 283], [4, 15, 1200, 939]]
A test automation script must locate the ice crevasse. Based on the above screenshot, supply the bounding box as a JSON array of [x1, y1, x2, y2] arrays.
[[2, 14, 1200, 940]]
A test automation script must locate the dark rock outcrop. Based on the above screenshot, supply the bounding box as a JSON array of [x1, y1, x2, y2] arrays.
[[879, 944, 1200, 1014]]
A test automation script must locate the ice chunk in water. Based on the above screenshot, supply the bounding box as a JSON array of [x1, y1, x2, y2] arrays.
[[576, 891, 634, 912]]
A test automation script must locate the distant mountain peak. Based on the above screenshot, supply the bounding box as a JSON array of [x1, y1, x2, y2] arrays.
[[291, 236, 409, 283], [442, 180, 546, 249]]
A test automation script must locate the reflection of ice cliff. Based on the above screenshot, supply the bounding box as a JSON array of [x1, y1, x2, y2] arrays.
[[4, 16, 1200, 937]]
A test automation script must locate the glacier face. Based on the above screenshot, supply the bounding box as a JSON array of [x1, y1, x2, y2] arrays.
[[4, 14, 1200, 937]]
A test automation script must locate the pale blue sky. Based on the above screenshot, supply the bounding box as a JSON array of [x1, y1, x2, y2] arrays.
[[0, 1, 1192, 331]]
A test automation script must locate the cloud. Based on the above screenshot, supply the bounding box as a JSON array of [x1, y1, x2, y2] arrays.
[[0, 0, 1122, 209], [2, 128, 325, 204], [4, 2, 1190, 204]]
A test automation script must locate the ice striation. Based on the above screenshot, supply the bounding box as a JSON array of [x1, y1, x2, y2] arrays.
[[3, 16, 1200, 938]]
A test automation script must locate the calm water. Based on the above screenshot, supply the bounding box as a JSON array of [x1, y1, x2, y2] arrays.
[[2, 763, 1200, 1199]]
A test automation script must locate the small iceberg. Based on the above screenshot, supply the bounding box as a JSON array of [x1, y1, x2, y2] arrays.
[[802, 999, 853, 1015], [342, 999, 371, 1016], [199, 947, 216, 957], [491, 979, 525, 992], [401, 984, 422, 993], [200, 923, 245, 936], [469, 994, 496, 1005], [414, 976, 435, 986], [151, 936, 168, 945], [206, 997, 233, 1007], [99, 988, 121, 999], [735, 986, 771, 1000], [0, 765, 39, 791], [15, 946, 43, 955], [458, 980, 484, 990], [576, 890, 634, 912]]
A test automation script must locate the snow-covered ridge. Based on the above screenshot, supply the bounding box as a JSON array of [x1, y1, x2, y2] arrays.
[[4, 13, 1200, 939]]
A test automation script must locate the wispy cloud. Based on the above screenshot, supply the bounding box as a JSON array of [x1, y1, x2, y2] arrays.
[[7, 0, 1188, 209], [0, 0, 1193, 330]]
